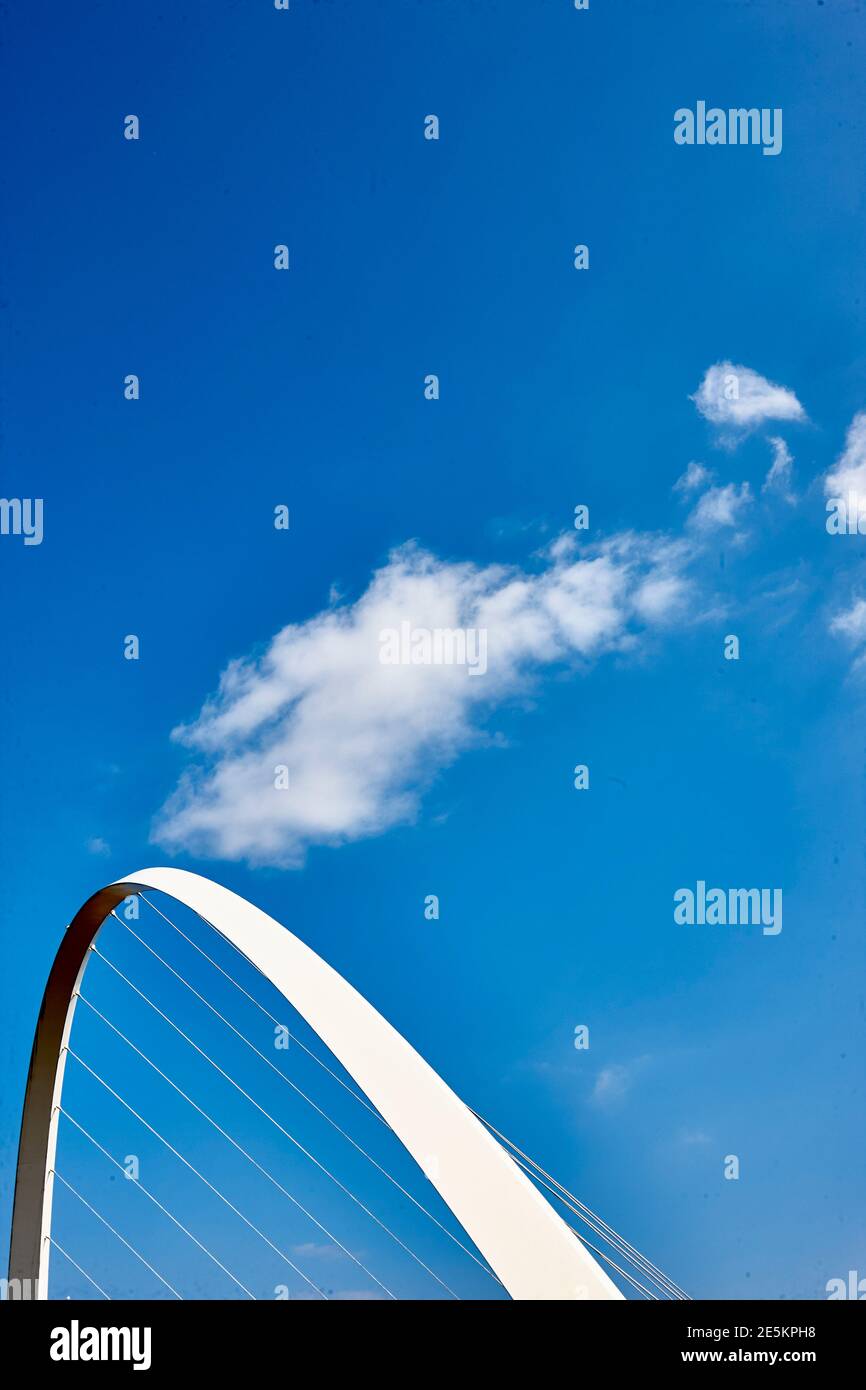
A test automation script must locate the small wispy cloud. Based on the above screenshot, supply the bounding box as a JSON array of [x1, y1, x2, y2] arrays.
[[830, 597, 866, 650], [825, 411, 866, 500], [829, 596, 866, 676], [86, 836, 111, 857], [826, 414, 866, 671], [591, 1056, 650, 1106], [674, 461, 713, 495], [762, 437, 796, 502], [687, 481, 753, 534], [691, 362, 806, 432]]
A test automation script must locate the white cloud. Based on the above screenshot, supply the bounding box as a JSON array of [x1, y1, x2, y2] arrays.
[[824, 411, 866, 500], [830, 598, 866, 646], [691, 362, 806, 431], [687, 481, 753, 533], [154, 535, 690, 867], [86, 836, 111, 857], [591, 1055, 650, 1106], [592, 1065, 632, 1104], [674, 461, 712, 494], [762, 437, 796, 501]]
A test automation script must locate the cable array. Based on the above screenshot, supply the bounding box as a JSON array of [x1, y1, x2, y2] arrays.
[[44, 891, 688, 1303]]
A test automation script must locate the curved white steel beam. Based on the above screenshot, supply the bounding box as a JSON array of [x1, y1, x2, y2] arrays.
[[8, 867, 622, 1301]]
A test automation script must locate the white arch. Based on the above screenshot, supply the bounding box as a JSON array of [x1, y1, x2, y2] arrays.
[[9, 868, 622, 1301]]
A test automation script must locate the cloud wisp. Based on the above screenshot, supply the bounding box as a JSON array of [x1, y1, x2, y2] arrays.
[[824, 410, 866, 501], [591, 1056, 651, 1107], [830, 598, 866, 645], [830, 597, 866, 672], [673, 461, 713, 495], [762, 437, 796, 502], [691, 362, 806, 433], [825, 413, 866, 671], [154, 534, 690, 867], [687, 481, 753, 534]]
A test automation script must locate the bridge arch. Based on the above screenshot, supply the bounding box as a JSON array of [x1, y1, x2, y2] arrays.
[[9, 867, 622, 1301]]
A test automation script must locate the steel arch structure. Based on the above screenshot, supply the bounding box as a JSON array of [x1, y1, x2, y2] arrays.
[[8, 867, 622, 1301]]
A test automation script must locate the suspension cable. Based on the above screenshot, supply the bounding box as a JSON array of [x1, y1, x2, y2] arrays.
[[48, 1236, 110, 1299], [58, 1106, 256, 1299], [87, 949, 459, 1299], [128, 902, 500, 1286], [146, 892, 686, 1301], [75, 990, 395, 1300], [472, 1109, 689, 1300], [103, 892, 685, 1302], [66, 1047, 330, 1300], [138, 894, 383, 1124], [501, 1151, 659, 1299], [51, 1169, 182, 1299]]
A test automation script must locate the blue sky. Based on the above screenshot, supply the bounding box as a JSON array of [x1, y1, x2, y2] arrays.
[[1, 0, 865, 1299]]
